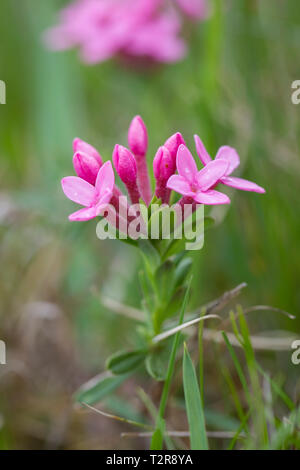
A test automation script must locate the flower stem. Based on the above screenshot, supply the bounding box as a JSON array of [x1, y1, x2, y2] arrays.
[[136, 157, 152, 206], [150, 276, 192, 450]]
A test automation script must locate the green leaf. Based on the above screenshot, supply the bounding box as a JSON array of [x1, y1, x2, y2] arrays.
[[222, 331, 251, 404], [145, 340, 173, 381], [155, 259, 176, 303], [174, 257, 193, 289], [183, 343, 209, 450], [150, 417, 165, 450], [138, 239, 161, 275], [106, 349, 147, 375], [74, 374, 129, 405], [164, 286, 186, 319]]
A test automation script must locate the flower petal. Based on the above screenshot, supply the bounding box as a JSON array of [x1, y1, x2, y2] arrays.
[[96, 190, 113, 210], [95, 160, 115, 196], [69, 206, 97, 222], [194, 189, 230, 205], [221, 176, 266, 193], [215, 146, 240, 175], [176, 144, 198, 183], [73, 151, 101, 185], [61, 176, 96, 206], [166, 174, 194, 196], [164, 132, 186, 162], [194, 134, 212, 165], [195, 159, 229, 191]]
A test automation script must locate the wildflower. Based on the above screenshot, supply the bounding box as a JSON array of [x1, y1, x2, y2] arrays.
[[164, 132, 186, 164], [44, 0, 191, 65], [61, 117, 266, 225], [45, 0, 205, 64], [176, 0, 207, 19], [194, 135, 266, 193], [128, 116, 152, 205], [61, 161, 114, 221], [113, 145, 141, 205], [72, 151, 102, 186], [153, 146, 176, 203], [73, 137, 103, 163], [167, 144, 231, 205]]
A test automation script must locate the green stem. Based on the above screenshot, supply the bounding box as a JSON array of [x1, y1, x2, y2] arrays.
[[150, 277, 192, 450]]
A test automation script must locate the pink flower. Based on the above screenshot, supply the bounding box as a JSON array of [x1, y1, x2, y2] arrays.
[[61, 161, 114, 221], [73, 137, 103, 162], [164, 132, 186, 164], [128, 115, 152, 205], [176, 0, 207, 19], [61, 117, 266, 227], [72, 151, 102, 185], [113, 144, 141, 204], [128, 115, 148, 159], [44, 0, 193, 65], [153, 146, 176, 203], [167, 144, 231, 205], [194, 135, 266, 194]]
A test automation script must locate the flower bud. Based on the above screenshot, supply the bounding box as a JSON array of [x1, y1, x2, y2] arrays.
[[128, 115, 148, 159], [73, 138, 103, 164], [113, 145, 137, 185], [153, 146, 175, 181], [153, 146, 176, 204], [73, 151, 102, 185], [164, 132, 186, 163]]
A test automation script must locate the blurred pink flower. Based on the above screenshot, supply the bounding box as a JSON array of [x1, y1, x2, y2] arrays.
[[167, 144, 231, 205], [194, 135, 266, 193], [44, 0, 206, 64], [176, 0, 207, 19], [61, 160, 114, 221]]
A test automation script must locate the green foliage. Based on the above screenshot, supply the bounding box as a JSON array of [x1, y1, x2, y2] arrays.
[[183, 343, 209, 450], [75, 374, 130, 405], [106, 349, 147, 375], [145, 338, 174, 381], [150, 277, 192, 450]]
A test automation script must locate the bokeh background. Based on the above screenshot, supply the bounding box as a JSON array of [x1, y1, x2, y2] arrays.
[[0, 0, 299, 449]]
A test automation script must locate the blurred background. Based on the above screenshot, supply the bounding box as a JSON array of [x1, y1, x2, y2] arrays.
[[0, 0, 299, 449]]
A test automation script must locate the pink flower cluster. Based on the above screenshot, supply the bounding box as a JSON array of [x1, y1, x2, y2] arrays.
[[45, 0, 207, 64], [61, 115, 265, 222]]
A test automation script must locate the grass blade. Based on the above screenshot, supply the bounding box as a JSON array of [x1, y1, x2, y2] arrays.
[[183, 343, 208, 450], [222, 331, 251, 404]]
